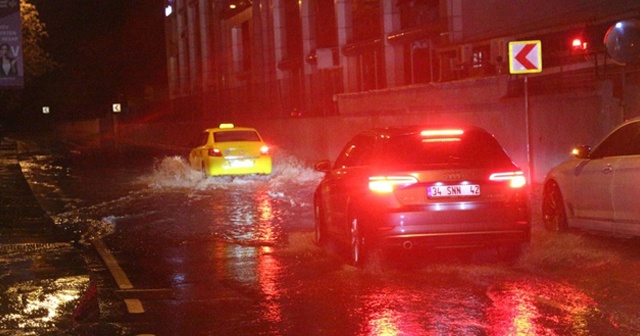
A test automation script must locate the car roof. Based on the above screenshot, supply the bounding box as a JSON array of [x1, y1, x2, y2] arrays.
[[620, 116, 640, 126]]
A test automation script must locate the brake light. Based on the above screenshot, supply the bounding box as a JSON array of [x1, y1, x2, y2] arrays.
[[260, 145, 270, 155], [369, 176, 418, 193], [489, 171, 526, 188], [420, 129, 464, 142], [420, 129, 464, 137], [208, 148, 222, 157]]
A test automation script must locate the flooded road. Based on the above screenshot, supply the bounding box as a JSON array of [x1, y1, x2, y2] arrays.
[[15, 143, 640, 335]]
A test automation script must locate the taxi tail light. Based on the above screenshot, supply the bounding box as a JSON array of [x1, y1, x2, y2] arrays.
[[489, 171, 526, 188], [260, 145, 270, 155], [208, 148, 222, 157], [369, 176, 418, 193]]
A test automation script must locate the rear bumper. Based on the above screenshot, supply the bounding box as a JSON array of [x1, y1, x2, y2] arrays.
[[380, 229, 530, 250], [206, 156, 272, 176], [366, 202, 530, 249]]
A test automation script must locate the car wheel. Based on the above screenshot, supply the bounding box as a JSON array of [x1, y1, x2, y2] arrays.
[[542, 181, 568, 232], [314, 202, 326, 246], [348, 214, 366, 267]]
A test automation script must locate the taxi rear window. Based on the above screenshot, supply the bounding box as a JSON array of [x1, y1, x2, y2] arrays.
[[214, 130, 261, 142]]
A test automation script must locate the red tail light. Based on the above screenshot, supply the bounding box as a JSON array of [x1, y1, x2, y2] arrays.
[[369, 176, 418, 193], [489, 171, 526, 188], [208, 148, 222, 157], [260, 145, 270, 155]]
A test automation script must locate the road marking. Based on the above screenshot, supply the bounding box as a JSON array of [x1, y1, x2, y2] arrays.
[[92, 238, 134, 289], [124, 298, 145, 314], [92, 238, 147, 314]]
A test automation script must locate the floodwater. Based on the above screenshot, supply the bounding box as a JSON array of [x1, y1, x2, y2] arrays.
[[12, 143, 640, 335]]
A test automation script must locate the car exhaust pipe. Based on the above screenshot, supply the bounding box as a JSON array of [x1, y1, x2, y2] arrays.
[[402, 240, 413, 250]]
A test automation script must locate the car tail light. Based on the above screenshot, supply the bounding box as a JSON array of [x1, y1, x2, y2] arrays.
[[489, 171, 526, 188], [260, 145, 270, 155], [369, 176, 418, 193], [208, 148, 222, 157]]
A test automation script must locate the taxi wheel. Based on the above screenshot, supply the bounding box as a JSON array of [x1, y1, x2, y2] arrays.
[[542, 181, 567, 232], [348, 214, 366, 267], [201, 164, 208, 179]]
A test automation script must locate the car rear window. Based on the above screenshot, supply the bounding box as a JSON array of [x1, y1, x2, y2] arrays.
[[214, 130, 261, 142], [379, 130, 513, 168]]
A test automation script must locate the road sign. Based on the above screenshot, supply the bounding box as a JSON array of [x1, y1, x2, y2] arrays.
[[509, 40, 542, 74], [112, 103, 122, 113]]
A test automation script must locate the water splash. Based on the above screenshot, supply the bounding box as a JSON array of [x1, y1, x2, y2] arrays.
[[140, 150, 323, 191]]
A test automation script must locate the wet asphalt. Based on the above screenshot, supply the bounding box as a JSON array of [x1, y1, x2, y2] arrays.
[[0, 137, 90, 335]]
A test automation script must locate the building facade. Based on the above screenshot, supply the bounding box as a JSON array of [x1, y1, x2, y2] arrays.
[[163, 0, 640, 121]]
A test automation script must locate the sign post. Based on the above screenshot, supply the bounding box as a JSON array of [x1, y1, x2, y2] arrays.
[[112, 103, 122, 150], [509, 40, 542, 185]]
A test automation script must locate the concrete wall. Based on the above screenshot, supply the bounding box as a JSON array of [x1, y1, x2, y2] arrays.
[[328, 77, 621, 183], [58, 76, 622, 185]]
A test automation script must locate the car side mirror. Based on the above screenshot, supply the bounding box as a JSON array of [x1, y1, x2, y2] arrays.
[[571, 145, 591, 159], [314, 160, 332, 173]]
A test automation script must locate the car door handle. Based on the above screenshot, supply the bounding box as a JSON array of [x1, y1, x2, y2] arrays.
[[602, 165, 613, 174]]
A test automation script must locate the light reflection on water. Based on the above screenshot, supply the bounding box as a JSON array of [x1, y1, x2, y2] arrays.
[[0, 275, 89, 329], [257, 247, 284, 329], [485, 279, 598, 336]]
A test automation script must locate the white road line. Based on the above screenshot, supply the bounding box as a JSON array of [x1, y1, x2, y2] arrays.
[[92, 238, 134, 290], [124, 298, 145, 314], [92, 238, 147, 314]]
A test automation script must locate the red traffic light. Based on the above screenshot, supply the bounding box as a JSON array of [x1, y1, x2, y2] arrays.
[[571, 38, 587, 50]]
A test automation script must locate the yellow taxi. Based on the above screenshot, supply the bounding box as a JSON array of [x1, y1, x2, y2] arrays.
[[188, 124, 272, 177]]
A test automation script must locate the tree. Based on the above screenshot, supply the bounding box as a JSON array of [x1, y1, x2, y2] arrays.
[[20, 0, 56, 81], [0, 0, 56, 128]]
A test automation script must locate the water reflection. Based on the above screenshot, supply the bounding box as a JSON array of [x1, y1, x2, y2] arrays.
[[0, 275, 89, 329], [486, 280, 598, 335], [487, 283, 538, 336], [257, 247, 284, 327], [208, 186, 284, 246], [345, 268, 604, 336], [363, 290, 402, 336], [257, 189, 277, 243], [357, 286, 483, 335], [210, 241, 285, 332]]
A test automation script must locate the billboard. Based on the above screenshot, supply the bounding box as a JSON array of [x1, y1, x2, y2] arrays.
[[0, 0, 23, 88]]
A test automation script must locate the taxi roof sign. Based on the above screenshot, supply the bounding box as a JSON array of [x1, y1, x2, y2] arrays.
[[219, 123, 235, 129]]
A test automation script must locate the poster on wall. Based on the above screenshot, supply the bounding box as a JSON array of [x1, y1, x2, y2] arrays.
[[0, 0, 23, 88]]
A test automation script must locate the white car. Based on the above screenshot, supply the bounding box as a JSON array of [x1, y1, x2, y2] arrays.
[[542, 117, 640, 236]]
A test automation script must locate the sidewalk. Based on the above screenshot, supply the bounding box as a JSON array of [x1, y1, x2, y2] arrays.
[[0, 137, 91, 334]]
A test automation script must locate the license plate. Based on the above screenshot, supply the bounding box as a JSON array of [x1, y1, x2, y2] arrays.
[[229, 160, 254, 168], [428, 184, 480, 198]]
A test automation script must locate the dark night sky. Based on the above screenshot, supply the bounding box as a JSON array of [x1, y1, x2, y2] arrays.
[[29, 0, 166, 118]]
